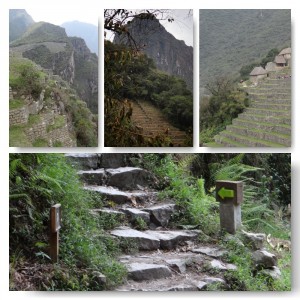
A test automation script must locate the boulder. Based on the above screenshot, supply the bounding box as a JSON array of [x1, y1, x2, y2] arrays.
[[145, 230, 199, 250], [241, 230, 266, 250], [77, 169, 105, 185], [120, 208, 150, 224], [260, 266, 281, 280], [192, 246, 227, 258], [163, 285, 198, 291], [252, 250, 277, 269], [143, 204, 176, 227], [106, 167, 151, 190], [202, 276, 226, 287], [127, 263, 172, 281], [65, 153, 99, 170], [196, 281, 208, 290], [111, 227, 160, 250], [92, 271, 106, 285]]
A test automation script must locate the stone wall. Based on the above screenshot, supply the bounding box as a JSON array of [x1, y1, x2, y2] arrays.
[[25, 122, 47, 142], [9, 107, 29, 126], [48, 125, 76, 147]]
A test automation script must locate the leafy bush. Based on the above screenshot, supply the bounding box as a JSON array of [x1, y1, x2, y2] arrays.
[[9, 154, 126, 290]]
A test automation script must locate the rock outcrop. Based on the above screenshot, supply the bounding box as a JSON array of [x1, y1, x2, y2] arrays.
[[114, 15, 193, 90]]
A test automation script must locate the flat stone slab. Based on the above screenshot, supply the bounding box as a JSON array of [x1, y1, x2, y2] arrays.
[[111, 227, 160, 250], [192, 246, 227, 258], [120, 208, 150, 223], [65, 153, 99, 170], [127, 263, 172, 281], [143, 203, 176, 227], [106, 167, 150, 190], [162, 285, 198, 291], [100, 154, 125, 168], [166, 258, 187, 273], [210, 259, 237, 271], [90, 208, 125, 217], [202, 277, 226, 285], [77, 169, 105, 185], [145, 230, 199, 250], [84, 185, 151, 204]]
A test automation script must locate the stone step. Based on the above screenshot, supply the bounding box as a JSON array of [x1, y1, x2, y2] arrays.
[[127, 263, 172, 281], [120, 208, 150, 224], [244, 107, 290, 117], [77, 169, 105, 185], [84, 185, 157, 204], [143, 203, 176, 227], [232, 119, 291, 135], [65, 153, 99, 170], [111, 227, 160, 250], [216, 131, 286, 147], [100, 154, 126, 168], [145, 230, 199, 250], [106, 167, 151, 190], [226, 125, 291, 146], [247, 87, 291, 94], [238, 113, 291, 125]]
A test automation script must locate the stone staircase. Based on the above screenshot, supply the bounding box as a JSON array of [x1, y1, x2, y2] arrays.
[[209, 68, 291, 147], [65, 153, 237, 291], [131, 100, 191, 147]]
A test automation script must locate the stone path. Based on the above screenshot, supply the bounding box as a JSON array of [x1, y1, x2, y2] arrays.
[[208, 67, 291, 147], [66, 153, 238, 291]]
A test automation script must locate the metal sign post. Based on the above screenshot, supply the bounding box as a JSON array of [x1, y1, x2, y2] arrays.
[[50, 204, 61, 263], [216, 181, 243, 234]]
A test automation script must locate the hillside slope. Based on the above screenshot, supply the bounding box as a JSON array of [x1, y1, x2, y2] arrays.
[[9, 9, 34, 42], [200, 9, 291, 92], [10, 18, 98, 113]]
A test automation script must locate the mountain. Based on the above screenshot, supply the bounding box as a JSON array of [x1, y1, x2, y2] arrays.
[[200, 9, 291, 92], [9, 9, 34, 42], [114, 14, 193, 90], [62, 21, 98, 54], [10, 20, 98, 113]]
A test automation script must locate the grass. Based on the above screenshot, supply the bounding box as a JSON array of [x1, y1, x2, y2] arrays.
[[9, 99, 25, 110], [27, 115, 41, 126], [32, 138, 48, 147], [47, 115, 66, 132], [9, 125, 31, 147]]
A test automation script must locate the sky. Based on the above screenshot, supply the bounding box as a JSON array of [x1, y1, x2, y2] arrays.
[[25, 8, 98, 27], [105, 9, 193, 47], [25, 8, 193, 47]]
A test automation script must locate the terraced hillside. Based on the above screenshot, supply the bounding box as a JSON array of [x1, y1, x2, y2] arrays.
[[210, 68, 291, 147], [131, 100, 191, 147]]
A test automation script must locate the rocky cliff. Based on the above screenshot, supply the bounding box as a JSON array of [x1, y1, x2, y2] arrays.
[[10, 16, 98, 113], [114, 15, 193, 90]]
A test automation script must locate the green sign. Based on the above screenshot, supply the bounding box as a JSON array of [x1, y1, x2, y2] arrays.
[[218, 187, 235, 200]]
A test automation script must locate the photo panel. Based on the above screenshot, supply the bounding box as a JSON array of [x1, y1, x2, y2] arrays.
[[9, 152, 291, 291], [104, 9, 194, 147], [199, 9, 291, 147], [9, 9, 98, 147]]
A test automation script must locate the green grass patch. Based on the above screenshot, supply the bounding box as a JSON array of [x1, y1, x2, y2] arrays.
[[47, 115, 66, 132], [32, 138, 48, 147], [9, 99, 25, 110], [9, 125, 31, 147], [27, 115, 41, 126]]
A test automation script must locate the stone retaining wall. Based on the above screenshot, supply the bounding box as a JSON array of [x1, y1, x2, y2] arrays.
[[9, 107, 29, 126]]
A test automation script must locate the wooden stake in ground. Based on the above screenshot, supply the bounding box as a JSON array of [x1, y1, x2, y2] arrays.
[[50, 204, 61, 263]]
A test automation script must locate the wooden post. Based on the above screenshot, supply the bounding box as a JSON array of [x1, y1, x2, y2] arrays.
[[216, 181, 243, 234], [50, 204, 61, 263]]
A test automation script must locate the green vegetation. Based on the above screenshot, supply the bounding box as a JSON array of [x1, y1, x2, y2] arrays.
[[200, 78, 249, 145], [200, 9, 291, 90], [9, 154, 126, 291], [32, 138, 48, 147], [9, 125, 31, 147], [105, 41, 193, 146], [9, 99, 25, 110], [47, 115, 66, 132]]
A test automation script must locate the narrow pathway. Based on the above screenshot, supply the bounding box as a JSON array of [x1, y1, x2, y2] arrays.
[[66, 154, 237, 291], [131, 100, 191, 147]]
